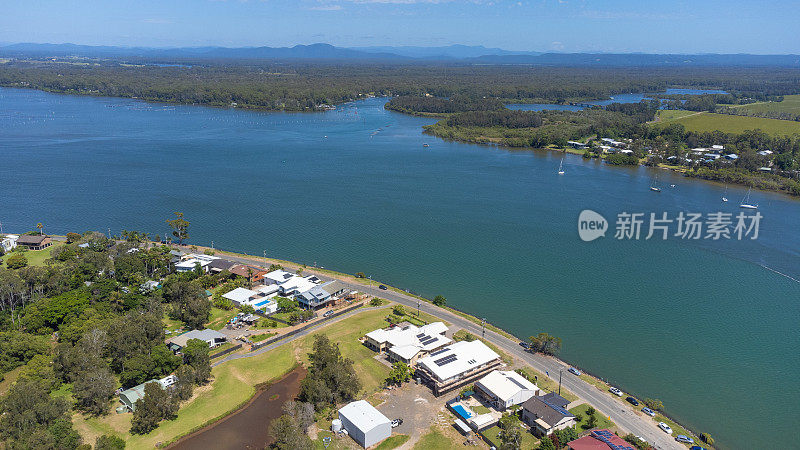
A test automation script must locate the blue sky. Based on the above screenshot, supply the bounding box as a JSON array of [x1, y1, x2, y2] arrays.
[[2, 0, 799, 53]]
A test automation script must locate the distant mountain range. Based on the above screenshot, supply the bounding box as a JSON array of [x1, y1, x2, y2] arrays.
[[2, 42, 799, 66]]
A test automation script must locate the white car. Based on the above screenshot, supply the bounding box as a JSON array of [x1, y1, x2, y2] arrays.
[[658, 422, 673, 434], [609, 387, 623, 396]]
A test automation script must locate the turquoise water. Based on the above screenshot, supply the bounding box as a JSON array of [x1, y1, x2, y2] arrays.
[[1, 87, 798, 449]]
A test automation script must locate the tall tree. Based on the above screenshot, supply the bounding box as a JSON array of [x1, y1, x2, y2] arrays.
[[182, 339, 211, 384], [166, 212, 190, 245], [529, 332, 562, 356]]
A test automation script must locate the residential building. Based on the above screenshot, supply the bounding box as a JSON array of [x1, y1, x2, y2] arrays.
[[567, 429, 636, 450], [175, 253, 219, 273], [167, 329, 227, 352], [118, 375, 177, 412], [207, 258, 236, 273], [1, 234, 19, 252], [568, 141, 588, 149], [278, 275, 319, 296], [364, 322, 451, 366], [263, 269, 295, 285], [415, 340, 502, 396], [474, 370, 540, 410], [229, 264, 267, 282], [521, 393, 576, 436], [15, 234, 51, 250], [222, 287, 278, 314], [296, 280, 349, 309], [338, 400, 392, 448]]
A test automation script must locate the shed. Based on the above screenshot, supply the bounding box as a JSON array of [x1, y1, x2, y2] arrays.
[[338, 400, 392, 448]]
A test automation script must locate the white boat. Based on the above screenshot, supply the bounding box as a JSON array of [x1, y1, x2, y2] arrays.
[[558, 158, 565, 175], [739, 187, 758, 209], [722, 185, 729, 202], [650, 173, 661, 192]]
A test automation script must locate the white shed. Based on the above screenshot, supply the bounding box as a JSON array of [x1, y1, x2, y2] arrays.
[[338, 400, 391, 448], [475, 370, 540, 410]]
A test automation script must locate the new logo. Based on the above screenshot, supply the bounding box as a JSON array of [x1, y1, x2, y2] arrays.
[[578, 210, 608, 242]]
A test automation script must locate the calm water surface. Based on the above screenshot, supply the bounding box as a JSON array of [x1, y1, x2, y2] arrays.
[[1, 87, 798, 449], [507, 88, 729, 111]]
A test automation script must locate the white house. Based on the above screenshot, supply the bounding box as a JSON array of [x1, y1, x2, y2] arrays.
[[222, 287, 278, 314], [475, 370, 540, 410], [278, 275, 319, 296], [167, 329, 227, 351], [415, 340, 502, 395], [364, 322, 451, 366], [263, 269, 295, 285], [338, 400, 392, 448], [1, 234, 19, 253], [175, 254, 219, 273]]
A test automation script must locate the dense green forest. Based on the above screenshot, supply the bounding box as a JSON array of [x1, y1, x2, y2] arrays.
[[0, 230, 241, 447], [2, 60, 800, 111]]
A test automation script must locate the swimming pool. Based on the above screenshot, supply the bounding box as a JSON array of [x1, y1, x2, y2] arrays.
[[451, 404, 472, 420]]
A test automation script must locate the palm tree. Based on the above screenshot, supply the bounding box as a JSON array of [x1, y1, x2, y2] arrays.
[[36, 223, 43, 235]]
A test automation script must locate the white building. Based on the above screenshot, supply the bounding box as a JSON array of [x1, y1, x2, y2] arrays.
[[338, 400, 392, 448], [175, 253, 219, 273], [277, 275, 319, 296], [1, 234, 19, 253], [263, 269, 295, 285], [416, 340, 502, 395], [222, 287, 278, 314], [475, 370, 540, 410], [364, 322, 451, 366]]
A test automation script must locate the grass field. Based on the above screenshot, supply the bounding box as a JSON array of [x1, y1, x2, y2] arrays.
[[413, 428, 465, 450], [515, 367, 578, 403], [74, 342, 297, 449], [570, 403, 616, 431], [206, 307, 238, 330], [481, 424, 537, 449], [1, 242, 63, 267], [654, 110, 800, 136], [374, 434, 410, 450], [725, 94, 800, 114]]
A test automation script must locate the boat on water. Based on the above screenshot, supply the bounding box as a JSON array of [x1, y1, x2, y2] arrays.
[[722, 184, 729, 202], [423, 143, 429, 147], [670, 184, 676, 188], [558, 158, 565, 175], [650, 173, 661, 192], [739, 187, 758, 209]]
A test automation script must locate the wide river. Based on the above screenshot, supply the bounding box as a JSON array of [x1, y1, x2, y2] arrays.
[[1, 87, 798, 449]]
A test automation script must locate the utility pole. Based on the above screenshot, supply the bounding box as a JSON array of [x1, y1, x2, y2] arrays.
[[263, 250, 267, 269], [211, 241, 214, 250], [417, 299, 421, 317], [481, 318, 486, 339], [559, 369, 563, 396]]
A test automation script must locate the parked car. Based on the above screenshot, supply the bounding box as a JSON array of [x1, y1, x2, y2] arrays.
[[379, 284, 388, 290], [641, 407, 656, 417], [609, 387, 623, 396], [391, 418, 403, 428], [568, 367, 581, 376], [626, 396, 640, 406], [519, 341, 531, 349], [323, 310, 334, 317], [689, 446, 709, 450], [658, 422, 673, 434], [675, 435, 694, 444]]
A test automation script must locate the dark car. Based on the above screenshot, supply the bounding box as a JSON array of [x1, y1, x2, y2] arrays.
[[379, 284, 388, 290], [519, 341, 531, 349], [626, 396, 640, 406]]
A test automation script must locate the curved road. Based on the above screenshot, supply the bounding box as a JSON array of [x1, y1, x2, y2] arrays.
[[206, 251, 683, 449]]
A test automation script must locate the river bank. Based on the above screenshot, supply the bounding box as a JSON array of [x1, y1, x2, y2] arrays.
[[168, 366, 306, 450]]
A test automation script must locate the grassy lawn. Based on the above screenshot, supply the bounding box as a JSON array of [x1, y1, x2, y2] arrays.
[[294, 308, 392, 395], [654, 110, 800, 136], [570, 403, 616, 431], [471, 405, 491, 414], [162, 311, 184, 334], [205, 307, 238, 330], [413, 428, 464, 450], [375, 434, 410, 450], [250, 331, 277, 342], [0, 366, 24, 397], [481, 424, 537, 450], [516, 367, 578, 403], [1, 241, 64, 267], [725, 94, 800, 114], [74, 344, 297, 450]]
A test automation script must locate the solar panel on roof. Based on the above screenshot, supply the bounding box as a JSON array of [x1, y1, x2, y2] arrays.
[[434, 355, 457, 366], [429, 348, 449, 357], [541, 399, 572, 417], [416, 333, 426, 338]]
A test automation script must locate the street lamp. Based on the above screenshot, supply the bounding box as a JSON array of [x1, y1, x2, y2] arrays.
[[558, 369, 563, 396], [481, 318, 486, 339]]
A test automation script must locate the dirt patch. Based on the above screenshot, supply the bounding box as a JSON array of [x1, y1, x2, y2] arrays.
[[168, 366, 306, 450]]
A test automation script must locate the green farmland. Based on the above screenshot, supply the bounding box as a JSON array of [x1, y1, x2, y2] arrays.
[[654, 110, 800, 136]]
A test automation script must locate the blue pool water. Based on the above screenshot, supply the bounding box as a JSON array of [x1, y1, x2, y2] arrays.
[[452, 404, 473, 419]]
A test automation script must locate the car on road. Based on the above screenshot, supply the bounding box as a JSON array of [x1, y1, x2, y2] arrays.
[[391, 418, 403, 428], [519, 341, 531, 349], [626, 396, 639, 406], [689, 446, 709, 450], [675, 435, 694, 444], [641, 407, 656, 417], [568, 367, 581, 375], [379, 284, 388, 290], [609, 387, 623, 396], [658, 422, 673, 434], [323, 310, 334, 318]]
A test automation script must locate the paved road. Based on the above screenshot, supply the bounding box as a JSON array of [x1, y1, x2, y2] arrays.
[[198, 250, 682, 449]]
